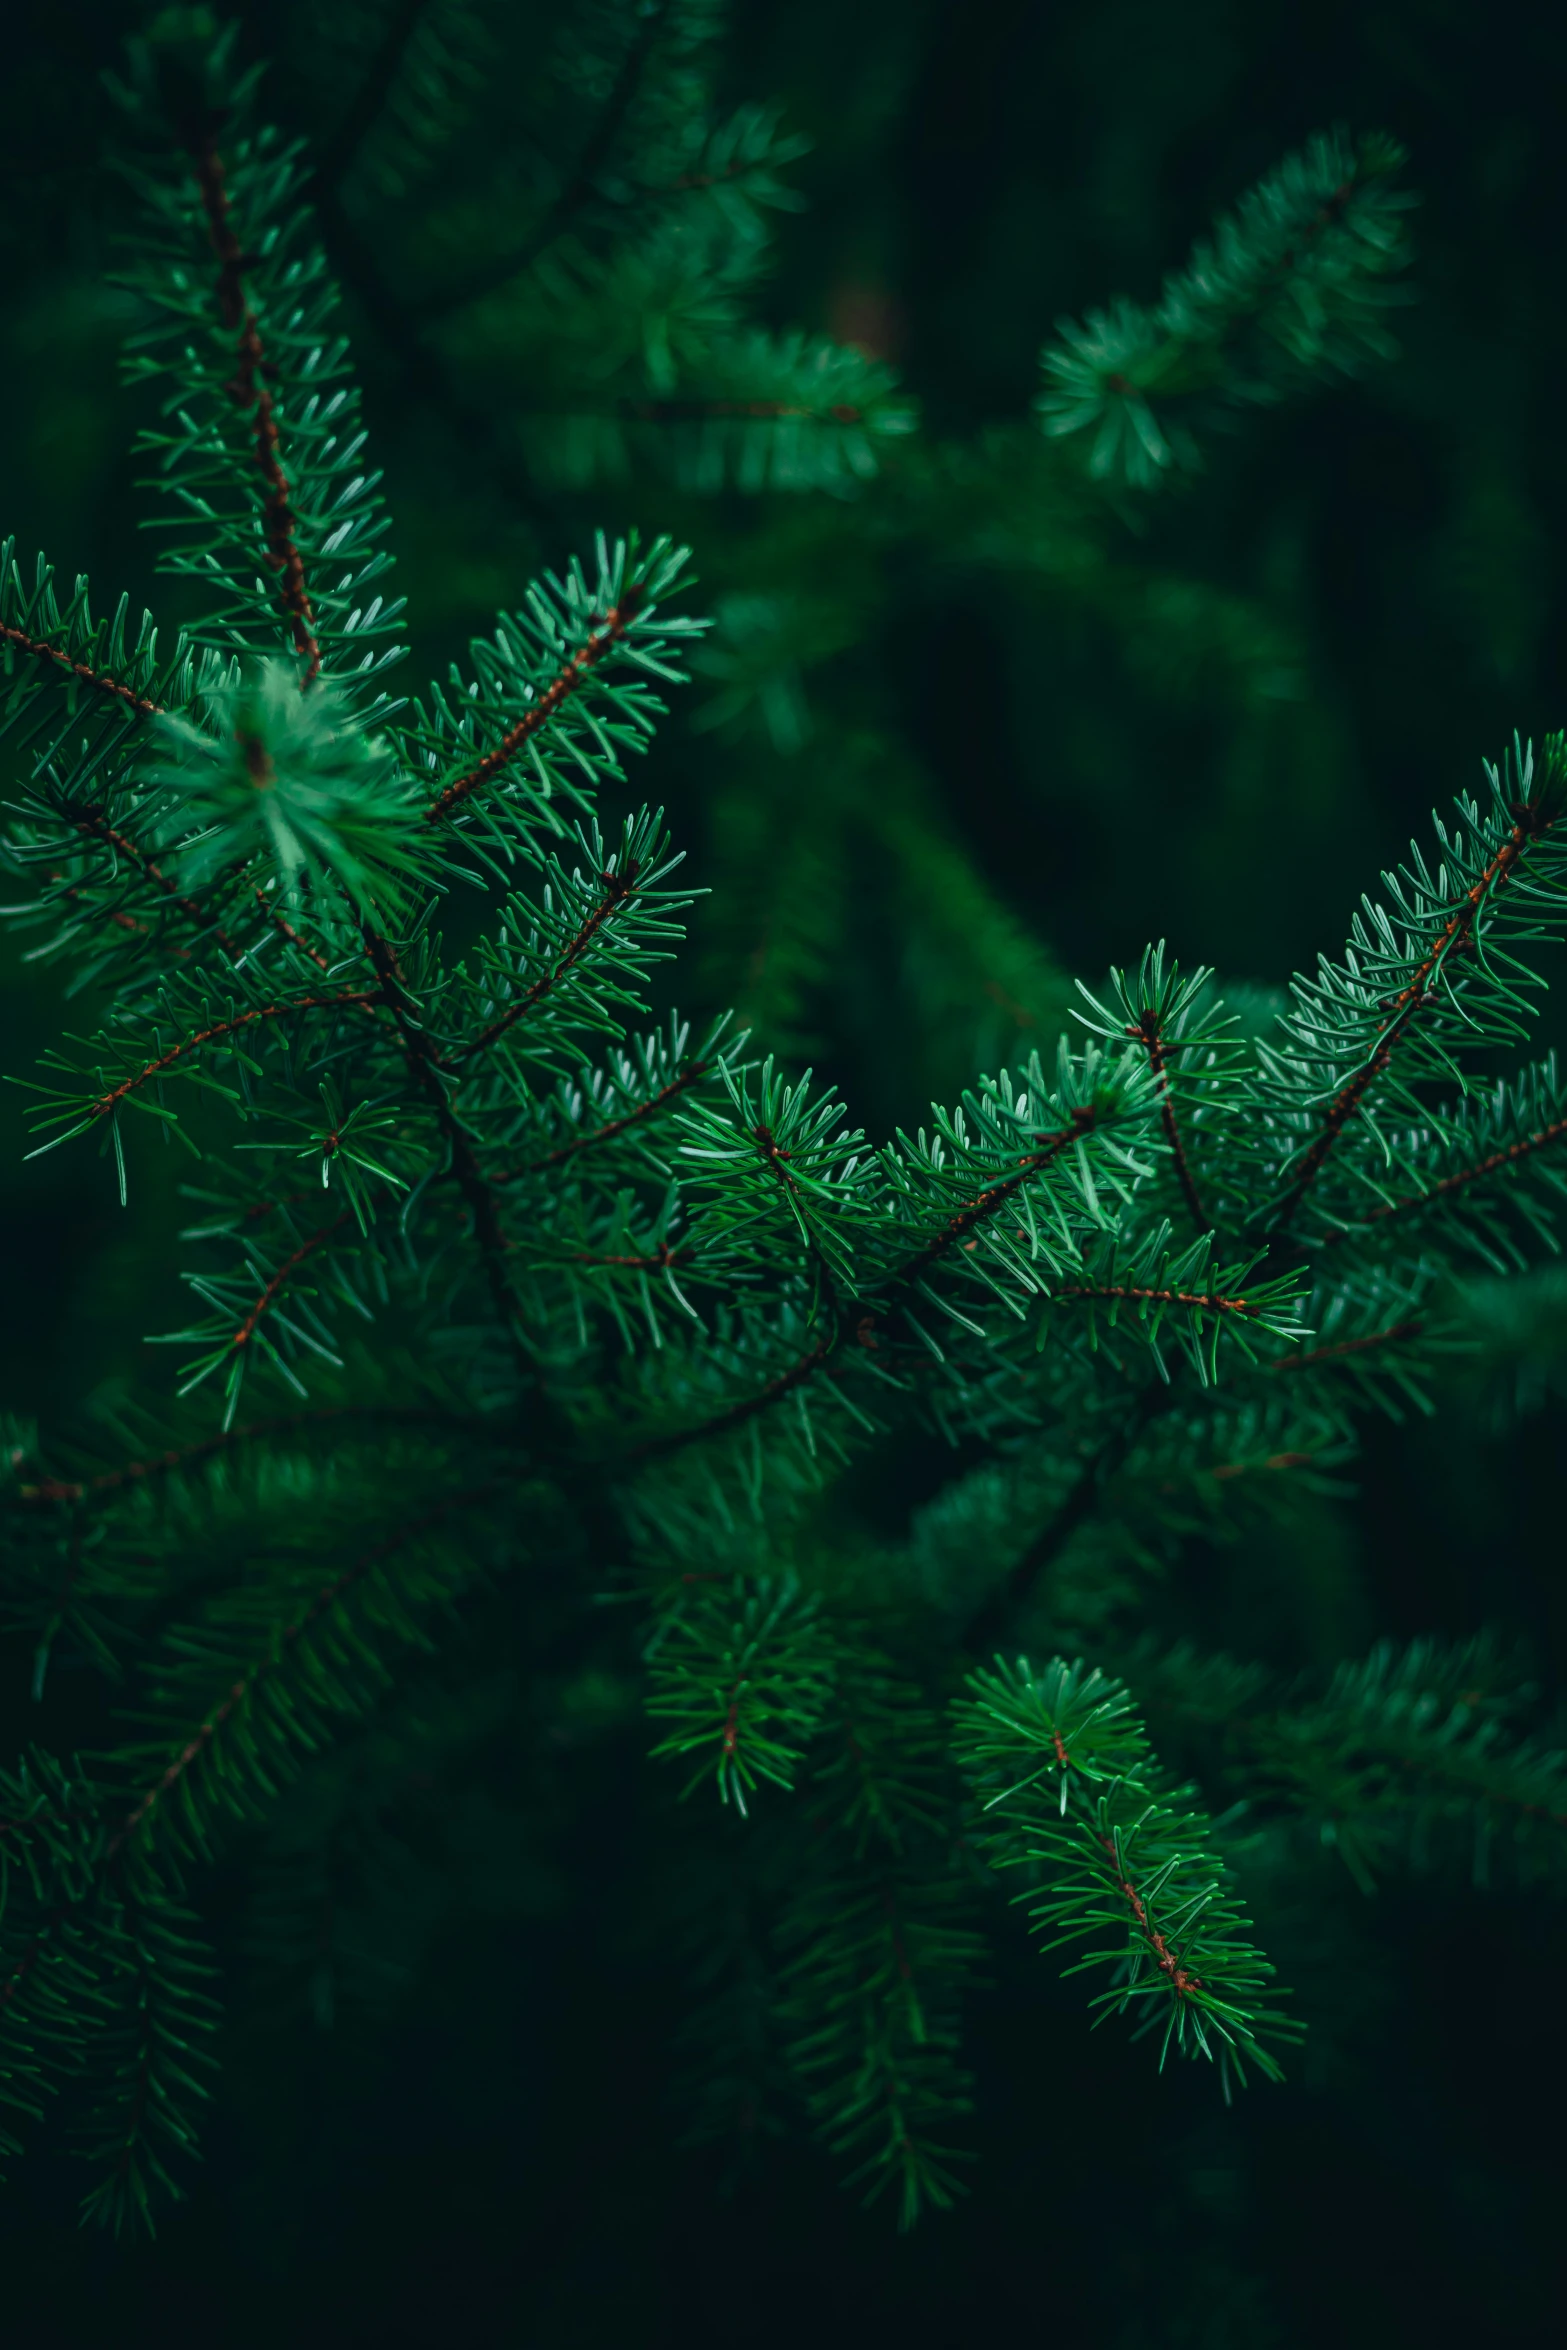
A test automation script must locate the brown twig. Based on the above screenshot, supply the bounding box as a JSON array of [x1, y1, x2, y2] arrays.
[[423, 593, 645, 821], [636, 1110, 1103, 1462], [1347, 1116, 1567, 1230], [493, 1055, 713, 1180], [189, 135, 322, 682], [753, 1121, 841, 1317], [108, 1482, 503, 1858], [64, 805, 241, 958], [0, 619, 164, 717], [1098, 1833, 1202, 2000], [455, 863, 640, 1061], [15, 1403, 471, 1509], [1268, 1318, 1425, 1373], [1050, 1282, 1265, 1317], [85, 991, 378, 1122], [1131, 1008, 1210, 1231], [229, 1208, 356, 1353], [1273, 802, 1555, 1230]]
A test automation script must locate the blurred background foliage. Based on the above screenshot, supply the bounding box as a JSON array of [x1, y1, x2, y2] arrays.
[[2, 0, 1565, 2341]]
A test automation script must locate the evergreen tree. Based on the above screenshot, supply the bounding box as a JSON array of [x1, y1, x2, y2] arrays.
[[3, 4, 1566, 2254]]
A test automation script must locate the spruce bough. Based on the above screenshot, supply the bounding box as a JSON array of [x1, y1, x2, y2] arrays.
[[4, 14, 1566, 2237]]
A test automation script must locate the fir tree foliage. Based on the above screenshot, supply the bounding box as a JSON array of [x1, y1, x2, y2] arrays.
[[254, 0, 1416, 1096], [3, 6, 1566, 2242]]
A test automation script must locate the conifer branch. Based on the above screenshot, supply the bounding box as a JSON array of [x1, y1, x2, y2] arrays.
[[1272, 795, 1559, 1229], [14, 1405, 470, 1508], [188, 135, 324, 683], [410, 0, 678, 323], [315, 0, 434, 195], [63, 805, 241, 958], [0, 620, 165, 718], [503, 1053, 715, 1176], [1050, 1281, 1267, 1317], [1348, 1115, 1567, 1230], [1130, 1005, 1210, 1230], [358, 923, 526, 1343], [1269, 1318, 1425, 1372], [965, 1401, 1156, 1652], [455, 860, 643, 1061], [109, 1480, 504, 1860], [81, 991, 379, 1123], [875, 1109, 1101, 1301], [638, 1106, 1107, 1460], [228, 1207, 357, 1354], [422, 589, 647, 821]]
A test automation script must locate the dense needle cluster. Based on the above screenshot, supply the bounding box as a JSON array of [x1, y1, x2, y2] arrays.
[[3, 8, 1567, 2239]]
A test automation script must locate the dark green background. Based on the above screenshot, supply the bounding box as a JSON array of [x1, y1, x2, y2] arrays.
[[2, 1, 1565, 2341]]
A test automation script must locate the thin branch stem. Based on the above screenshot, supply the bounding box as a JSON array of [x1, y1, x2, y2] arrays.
[[422, 592, 646, 822], [1273, 802, 1557, 1230], [314, 0, 433, 195], [1268, 1318, 1425, 1373], [189, 133, 322, 682], [1341, 1116, 1567, 1232], [1130, 1008, 1210, 1231], [84, 991, 378, 1121], [107, 1481, 504, 1859], [636, 1110, 1102, 1460], [0, 619, 165, 718], [491, 1054, 713, 1179], [410, 0, 677, 323], [454, 863, 640, 1061], [64, 805, 241, 958], [14, 1404, 476, 1508]]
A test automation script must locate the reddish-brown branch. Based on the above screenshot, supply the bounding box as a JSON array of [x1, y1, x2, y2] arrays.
[[423, 591, 645, 822], [1098, 1834, 1203, 2000], [1351, 1115, 1567, 1228], [1208, 1448, 1314, 1483], [359, 923, 528, 1350], [1274, 803, 1555, 1229], [754, 1121, 840, 1315], [190, 136, 322, 682], [1131, 1010, 1210, 1231], [879, 1109, 1100, 1299], [551, 1241, 687, 1271], [632, 1334, 834, 1459], [0, 618, 165, 717], [493, 1056, 714, 1180], [1051, 1281, 1265, 1317], [87, 990, 377, 1121], [1269, 1318, 1425, 1373], [65, 805, 241, 957], [50, 872, 160, 947], [16, 1402, 469, 1508], [456, 864, 640, 1060], [635, 1112, 1102, 1461], [108, 1482, 502, 1857], [256, 887, 332, 970], [230, 1208, 355, 1352]]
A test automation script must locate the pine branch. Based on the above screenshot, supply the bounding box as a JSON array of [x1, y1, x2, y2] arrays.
[[12, 1404, 471, 1509], [955, 1658, 1298, 2087], [314, 0, 435, 195], [186, 133, 323, 682], [0, 620, 165, 720], [110, 1481, 505, 1865], [1262, 736, 1567, 1234], [1039, 129, 1411, 492], [410, 0, 680, 323]]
